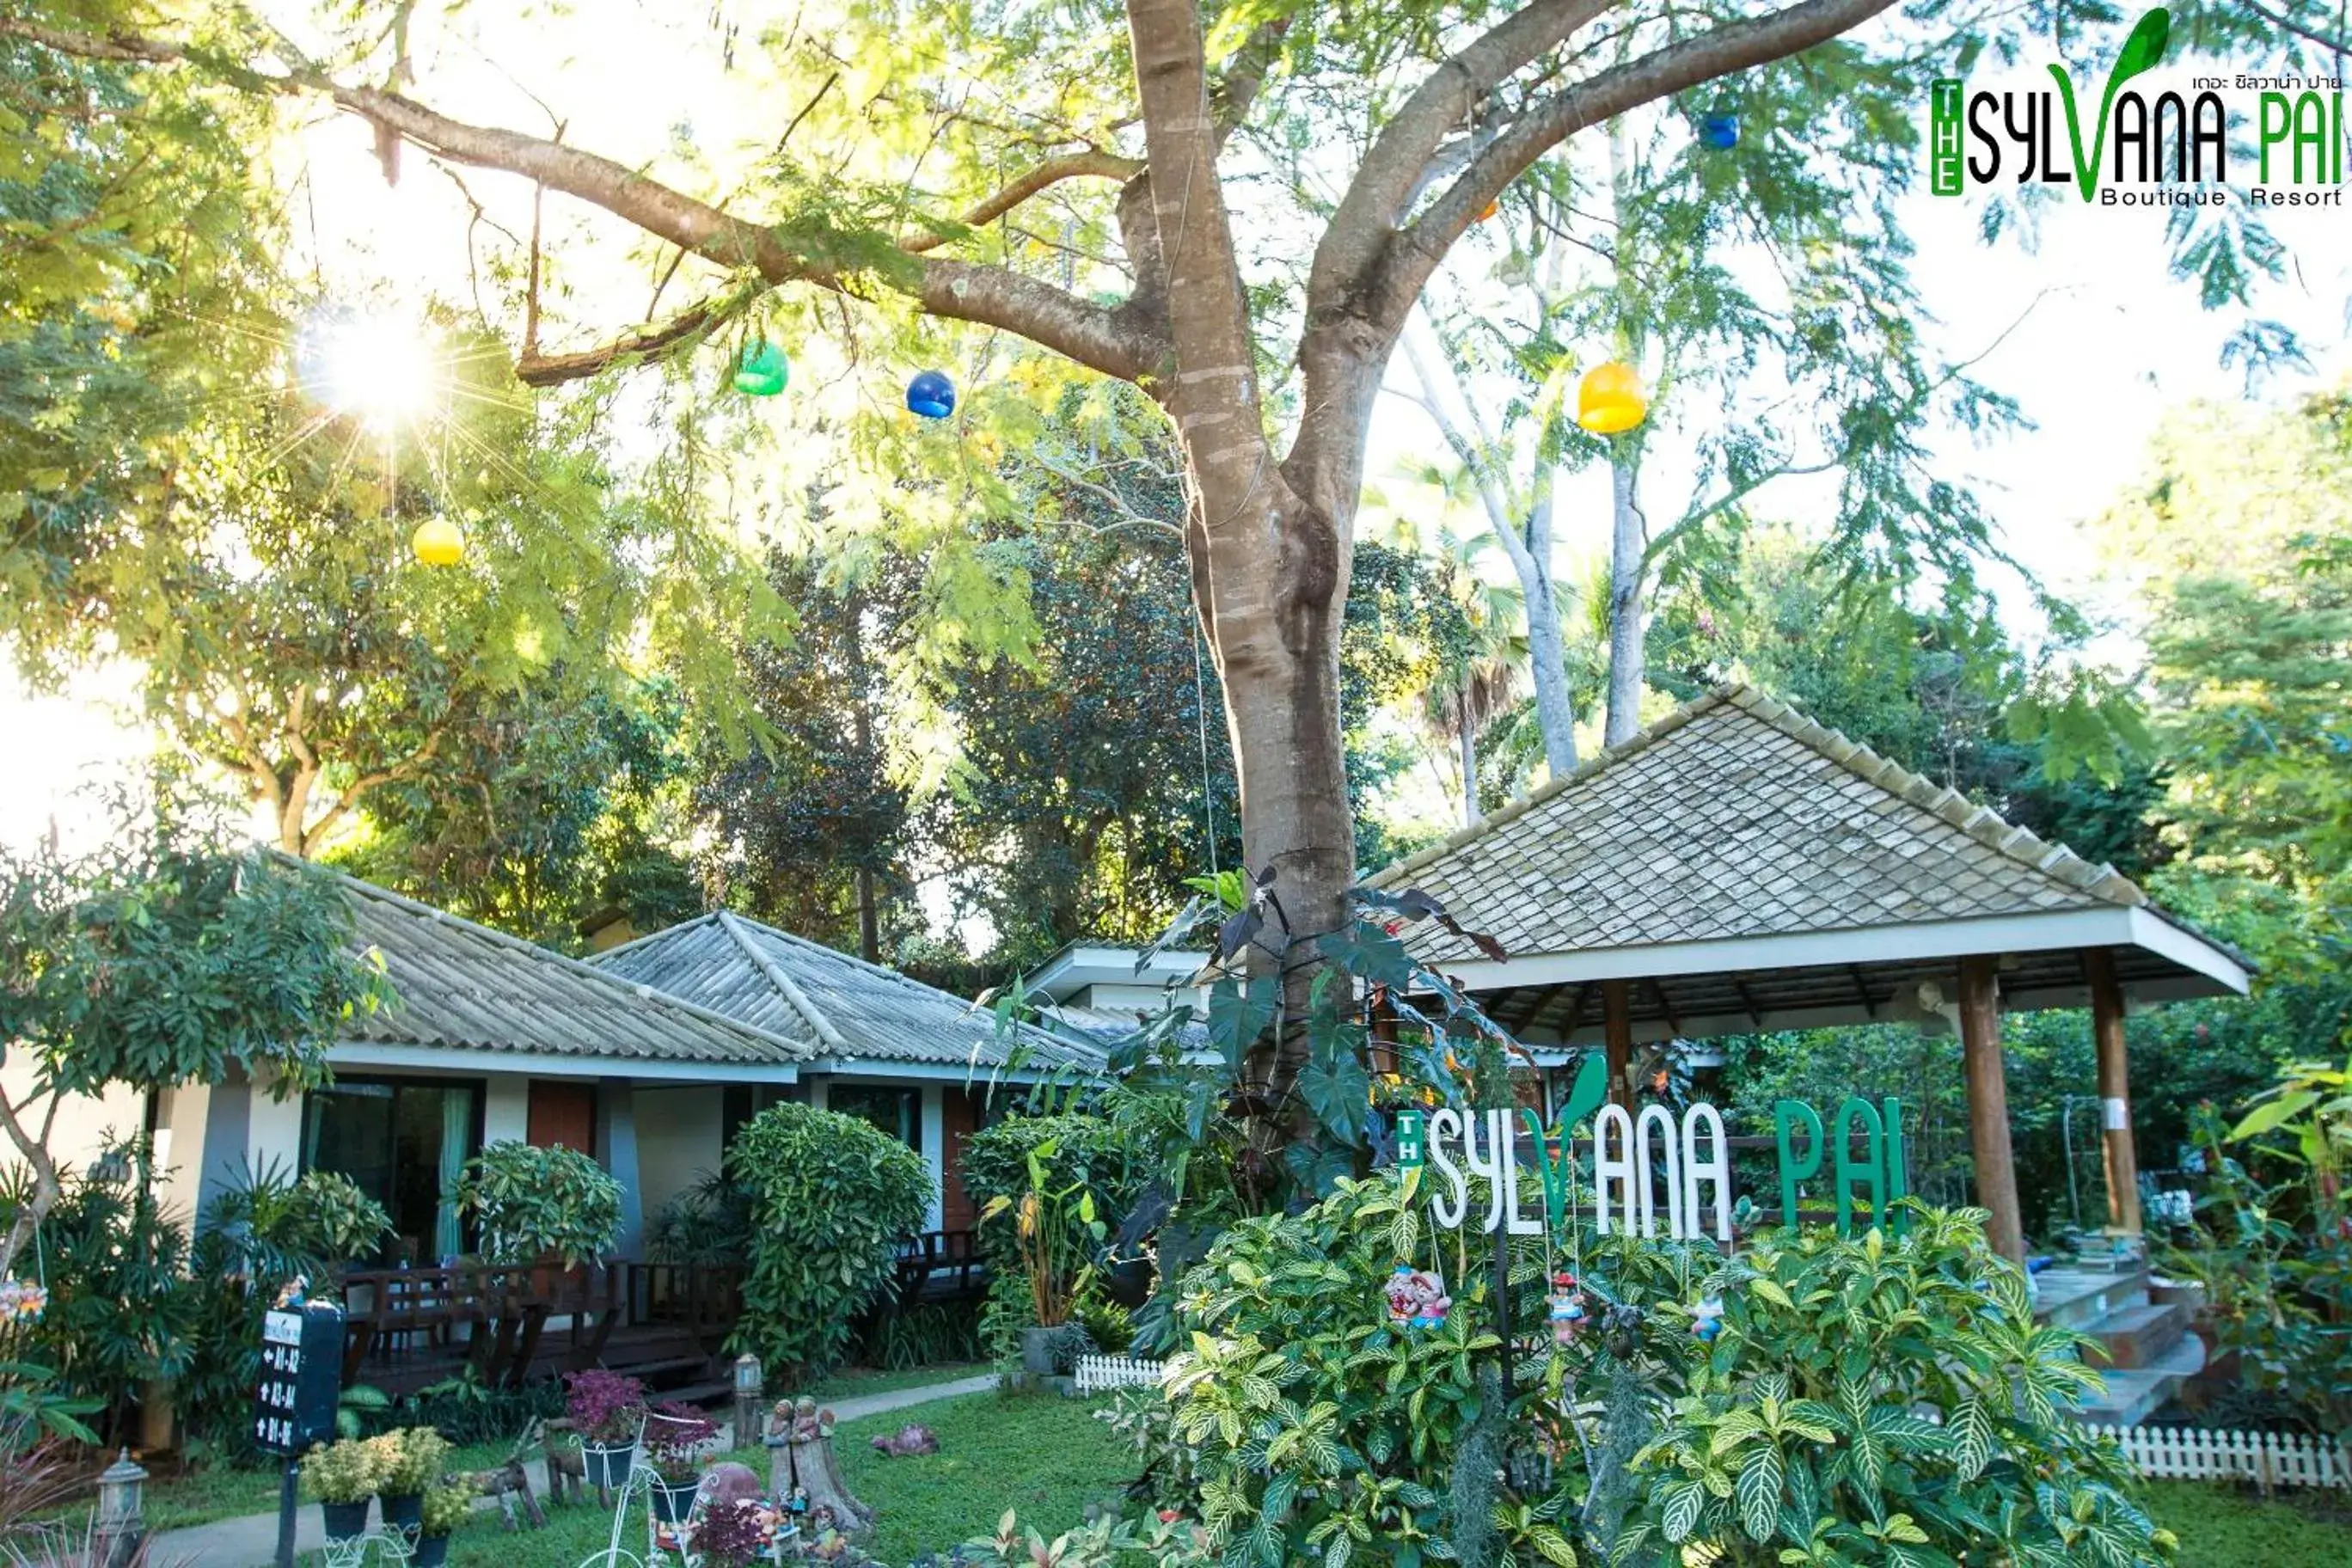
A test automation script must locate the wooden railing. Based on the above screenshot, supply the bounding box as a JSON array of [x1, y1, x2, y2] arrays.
[[890, 1229, 983, 1303], [338, 1261, 741, 1394]]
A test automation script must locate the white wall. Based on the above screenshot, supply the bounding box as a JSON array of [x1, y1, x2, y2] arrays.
[[634, 1085, 725, 1222], [0, 1061, 145, 1182], [483, 1075, 530, 1144]]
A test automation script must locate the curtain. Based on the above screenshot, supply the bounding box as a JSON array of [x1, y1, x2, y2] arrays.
[[433, 1089, 470, 1262]]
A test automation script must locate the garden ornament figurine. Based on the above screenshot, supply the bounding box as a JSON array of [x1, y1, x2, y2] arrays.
[[868, 1424, 938, 1458], [1383, 1265, 1449, 1330], [763, 1397, 873, 1533], [1547, 1272, 1587, 1346], [1690, 1297, 1724, 1344]]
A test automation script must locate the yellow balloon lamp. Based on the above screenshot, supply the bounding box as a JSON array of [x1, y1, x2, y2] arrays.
[[1576, 361, 1648, 434], [412, 516, 465, 567]]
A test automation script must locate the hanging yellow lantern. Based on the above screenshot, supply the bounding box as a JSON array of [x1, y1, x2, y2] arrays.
[[1576, 361, 1648, 434], [1477, 199, 1499, 222], [412, 516, 464, 567]]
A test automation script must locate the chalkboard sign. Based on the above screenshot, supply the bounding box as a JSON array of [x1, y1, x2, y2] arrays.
[[254, 1301, 344, 1455]]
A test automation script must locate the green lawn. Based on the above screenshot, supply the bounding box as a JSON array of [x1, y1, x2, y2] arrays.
[[2147, 1479, 2352, 1568], [411, 1389, 1128, 1568], [797, 1362, 993, 1404]]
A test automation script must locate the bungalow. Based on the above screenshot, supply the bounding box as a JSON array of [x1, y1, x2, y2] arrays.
[[15, 867, 1094, 1272], [585, 912, 1102, 1231]]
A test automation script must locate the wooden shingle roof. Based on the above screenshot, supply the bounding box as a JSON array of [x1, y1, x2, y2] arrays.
[[1367, 685, 2246, 1042], [1373, 683, 2147, 963], [588, 912, 1101, 1075], [322, 867, 811, 1067]]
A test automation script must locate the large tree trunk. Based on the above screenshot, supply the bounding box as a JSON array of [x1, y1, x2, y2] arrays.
[[1520, 544, 1580, 779], [1456, 702, 1479, 828], [1603, 451, 1645, 746]]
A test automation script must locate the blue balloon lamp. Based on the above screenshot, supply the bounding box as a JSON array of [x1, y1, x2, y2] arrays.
[[906, 370, 956, 420], [1700, 112, 1739, 150]]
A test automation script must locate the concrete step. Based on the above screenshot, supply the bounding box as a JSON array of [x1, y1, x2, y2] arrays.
[[2081, 1300, 2192, 1371], [2034, 1264, 2150, 1334], [2067, 1332, 2207, 1427]]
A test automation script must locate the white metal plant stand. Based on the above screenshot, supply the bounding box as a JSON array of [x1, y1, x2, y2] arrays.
[[322, 1524, 417, 1568], [574, 1411, 801, 1568]]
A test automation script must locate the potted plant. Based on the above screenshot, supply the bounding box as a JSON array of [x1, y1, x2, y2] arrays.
[[564, 1369, 646, 1490], [300, 1437, 386, 1543], [413, 1479, 475, 1568], [688, 1496, 774, 1568], [643, 1401, 719, 1522], [374, 1427, 450, 1531], [979, 1141, 1104, 1377]]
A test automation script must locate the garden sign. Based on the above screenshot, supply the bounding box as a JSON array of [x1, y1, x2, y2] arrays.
[[1396, 1092, 1908, 1242]]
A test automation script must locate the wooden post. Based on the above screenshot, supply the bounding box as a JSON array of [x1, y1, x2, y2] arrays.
[[1602, 979, 1633, 1111], [1957, 956, 2026, 1265], [2086, 947, 2143, 1234]]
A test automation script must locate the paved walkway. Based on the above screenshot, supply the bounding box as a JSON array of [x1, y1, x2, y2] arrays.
[[149, 1373, 1000, 1568]]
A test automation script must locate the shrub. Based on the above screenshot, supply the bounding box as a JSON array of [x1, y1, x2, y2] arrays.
[[1148, 1173, 2170, 1568], [456, 1142, 622, 1266], [645, 1401, 720, 1481], [420, 1479, 475, 1538], [375, 1428, 450, 1497], [300, 1438, 388, 1505], [646, 1169, 756, 1267], [726, 1103, 931, 1380], [960, 1114, 1140, 1278], [562, 1370, 646, 1446]]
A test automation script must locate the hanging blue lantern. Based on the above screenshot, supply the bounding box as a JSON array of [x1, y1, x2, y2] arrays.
[[1699, 111, 1739, 150], [906, 370, 956, 420]]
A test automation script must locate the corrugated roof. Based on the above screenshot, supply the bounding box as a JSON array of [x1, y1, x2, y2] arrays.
[[588, 912, 1102, 1074], [309, 863, 812, 1066], [1368, 683, 2159, 965]]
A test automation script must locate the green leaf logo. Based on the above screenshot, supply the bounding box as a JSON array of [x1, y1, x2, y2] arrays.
[[2049, 9, 2171, 200], [1556, 1050, 1609, 1131]]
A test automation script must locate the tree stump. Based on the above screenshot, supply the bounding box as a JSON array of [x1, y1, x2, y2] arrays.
[[763, 1396, 873, 1534]]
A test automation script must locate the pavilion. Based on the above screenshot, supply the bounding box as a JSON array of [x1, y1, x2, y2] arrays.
[[1369, 683, 2251, 1261]]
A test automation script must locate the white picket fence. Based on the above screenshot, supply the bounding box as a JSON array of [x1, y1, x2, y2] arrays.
[[1073, 1353, 1167, 1393], [2087, 1424, 2350, 1491]]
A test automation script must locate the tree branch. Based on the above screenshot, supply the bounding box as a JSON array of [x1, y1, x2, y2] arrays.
[[1311, 0, 1617, 313], [3, 18, 1167, 384], [897, 149, 1143, 254], [2243, 0, 2352, 54], [1370, 0, 1899, 330]]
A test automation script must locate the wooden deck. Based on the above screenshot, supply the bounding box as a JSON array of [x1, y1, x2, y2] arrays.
[[340, 1261, 743, 1399], [339, 1237, 979, 1399]]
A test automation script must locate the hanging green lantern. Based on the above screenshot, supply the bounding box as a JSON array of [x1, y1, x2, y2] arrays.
[[732, 339, 788, 397]]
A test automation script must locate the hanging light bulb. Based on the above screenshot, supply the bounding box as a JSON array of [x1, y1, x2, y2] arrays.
[[1576, 362, 1649, 434], [412, 516, 464, 567], [732, 339, 788, 397], [905, 371, 956, 420]]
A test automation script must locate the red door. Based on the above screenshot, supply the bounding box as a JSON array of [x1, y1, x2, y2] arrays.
[[528, 1081, 597, 1154]]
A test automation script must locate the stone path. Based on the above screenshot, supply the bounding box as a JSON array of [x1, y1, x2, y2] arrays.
[[148, 1373, 1000, 1568]]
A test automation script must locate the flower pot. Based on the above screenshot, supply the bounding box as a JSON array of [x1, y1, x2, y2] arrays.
[[581, 1440, 637, 1491], [651, 1474, 703, 1522], [413, 1534, 450, 1568], [380, 1493, 423, 1532], [320, 1500, 372, 1542], [1020, 1326, 1059, 1377]]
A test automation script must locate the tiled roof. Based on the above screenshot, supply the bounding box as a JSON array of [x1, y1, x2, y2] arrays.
[[319, 867, 810, 1066], [1368, 683, 2153, 965], [588, 913, 1101, 1075]]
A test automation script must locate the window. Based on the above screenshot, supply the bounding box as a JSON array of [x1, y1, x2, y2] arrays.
[[827, 1084, 920, 1148], [303, 1079, 482, 1265]]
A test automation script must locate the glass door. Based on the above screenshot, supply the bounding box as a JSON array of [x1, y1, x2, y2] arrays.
[[303, 1079, 482, 1264]]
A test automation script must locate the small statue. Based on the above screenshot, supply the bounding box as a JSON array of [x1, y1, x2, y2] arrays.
[[1383, 1265, 1450, 1330], [1689, 1297, 1724, 1344], [1547, 1272, 1588, 1347], [868, 1424, 938, 1458], [763, 1396, 871, 1534]]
